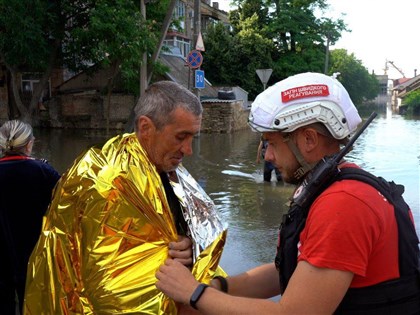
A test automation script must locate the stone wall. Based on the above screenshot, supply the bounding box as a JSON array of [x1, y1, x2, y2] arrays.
[[46, 92, 135, 129], [1, 93, 250, 133], [201, 100, 249, 133]]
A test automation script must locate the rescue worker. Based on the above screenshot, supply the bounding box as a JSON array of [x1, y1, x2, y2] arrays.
[[156, 72, 420, 314]]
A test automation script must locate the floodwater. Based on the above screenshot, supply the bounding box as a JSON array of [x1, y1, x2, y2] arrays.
[[33, 109, 420, 276]]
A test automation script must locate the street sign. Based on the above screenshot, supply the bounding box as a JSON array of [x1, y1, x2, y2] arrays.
[[195, 70, 205, 89], [196, 32, 205, 51], [187, 50, 203, 69], [256, 69, 273, 90]]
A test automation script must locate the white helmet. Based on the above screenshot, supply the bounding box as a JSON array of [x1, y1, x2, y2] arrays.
[[248, 72, 362, 139]]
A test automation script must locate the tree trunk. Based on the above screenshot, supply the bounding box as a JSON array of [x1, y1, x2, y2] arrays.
[[8, 67, 30, 122], [106, 60, 121, 134], [29, 39, 61, 126], [2, 39, 61, 125]]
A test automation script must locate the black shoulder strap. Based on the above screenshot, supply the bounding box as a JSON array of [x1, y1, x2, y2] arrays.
[[336, 168, 394, 201], [335, 167, 420, 276]]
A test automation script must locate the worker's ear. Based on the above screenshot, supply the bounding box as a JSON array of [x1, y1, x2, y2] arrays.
[[298, 127, 319, 152]]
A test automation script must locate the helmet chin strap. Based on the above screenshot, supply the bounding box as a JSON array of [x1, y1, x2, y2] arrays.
[[283, 134, 315, 181]]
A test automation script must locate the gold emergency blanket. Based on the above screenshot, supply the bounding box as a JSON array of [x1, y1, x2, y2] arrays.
[[24, 133, 227, 314]]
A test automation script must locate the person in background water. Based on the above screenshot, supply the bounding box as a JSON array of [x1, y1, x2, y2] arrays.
[[156, 72, 420, 314], [256, 136, 282, 182], [0, 120, 60, 314]]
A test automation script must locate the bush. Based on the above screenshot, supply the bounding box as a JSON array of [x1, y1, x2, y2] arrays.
[[402, 89, 420, 115]]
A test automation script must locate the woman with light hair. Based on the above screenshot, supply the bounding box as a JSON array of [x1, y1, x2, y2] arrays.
[[0, 120, 60, 314], [0, 120, 35, 157]]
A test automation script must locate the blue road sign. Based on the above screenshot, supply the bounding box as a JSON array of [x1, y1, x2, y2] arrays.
[[187, 50, 203, 69], [195, 70, 205, 89]]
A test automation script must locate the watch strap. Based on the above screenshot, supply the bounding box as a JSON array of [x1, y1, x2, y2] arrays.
[[213, 276, 228, 293], [189, 283, 209, 310]]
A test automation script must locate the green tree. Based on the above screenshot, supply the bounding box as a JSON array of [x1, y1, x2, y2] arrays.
[[203, 15, 274, 99], [402, 89, 420, 115], [329, 49, 379, 105], [64, 0, 156, 132], [320, 17, 348, 73], [0, 0, 59, 122], [231, 14, 274, 97], [204, 0, 349, 98], [267, 0, 347, 81], [201, 23, 235, 85], [230, 0, 270, 34], [0, 0, 162, 124]]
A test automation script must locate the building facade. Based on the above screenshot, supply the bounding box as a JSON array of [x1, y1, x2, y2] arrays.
[[163, 0, 229, 58]]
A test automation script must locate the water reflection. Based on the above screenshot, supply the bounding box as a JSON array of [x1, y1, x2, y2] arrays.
[[33, 128, 115, 174], [33, 112, 420, 276]]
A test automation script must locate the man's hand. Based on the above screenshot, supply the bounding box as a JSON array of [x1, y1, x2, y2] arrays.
[[169, 235, 193, 266], [156, 259, 199, 305]]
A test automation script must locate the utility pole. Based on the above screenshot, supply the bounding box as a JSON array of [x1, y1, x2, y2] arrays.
[[324, 34, 330, 74], [147, 0, 177, 84], [124, 0, 148, 133], [193, 0, 201, 98], [140, 0, 147, 97]]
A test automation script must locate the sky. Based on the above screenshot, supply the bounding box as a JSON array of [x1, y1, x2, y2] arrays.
[[216, 0, 419, 80]]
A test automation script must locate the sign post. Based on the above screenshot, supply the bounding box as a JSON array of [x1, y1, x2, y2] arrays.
[[195, 70, 205, 89], [187, 50, 204, 95], [256, 69, 273, 90]]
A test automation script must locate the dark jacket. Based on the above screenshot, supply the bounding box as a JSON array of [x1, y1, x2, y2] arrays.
[[0, 156, 60, 313]]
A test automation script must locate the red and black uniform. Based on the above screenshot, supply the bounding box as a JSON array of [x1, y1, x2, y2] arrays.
[[275, 164, 420, 314], [0, 155, 60, 314]]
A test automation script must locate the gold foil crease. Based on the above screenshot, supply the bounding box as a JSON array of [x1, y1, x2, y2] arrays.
[[24, 133, 227, 314]]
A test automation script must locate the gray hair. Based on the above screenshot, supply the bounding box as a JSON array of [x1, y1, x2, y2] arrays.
[[0, 120, 34, 156], [134, 81, 202, 130]]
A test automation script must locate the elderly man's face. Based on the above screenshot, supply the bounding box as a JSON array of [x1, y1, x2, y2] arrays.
[[137, 107, 202, 173]]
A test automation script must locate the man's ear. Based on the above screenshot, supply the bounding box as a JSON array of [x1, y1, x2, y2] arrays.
[[300, 128, 319, 152], [136, 116, 155, 136]]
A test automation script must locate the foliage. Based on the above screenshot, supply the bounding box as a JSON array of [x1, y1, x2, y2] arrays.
[[329, 49, 379, 105], [230, 0, 270, 34], [0, 0, 163, 123], [205, 0, 350, 99], [231, 14, 274, 97], [0, 0, 52, 71], [64, 0, 156, 90], [203, 14, 273, 99], [202, 23, 235, 85], [0, 0, 383, 123], [402, 89, 420, 115]]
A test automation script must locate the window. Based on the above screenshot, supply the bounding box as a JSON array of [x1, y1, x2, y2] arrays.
[[21, 73, 51, 99]]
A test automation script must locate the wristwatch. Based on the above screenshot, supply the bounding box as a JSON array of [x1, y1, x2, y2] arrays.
[[189, 283, 209, 309]]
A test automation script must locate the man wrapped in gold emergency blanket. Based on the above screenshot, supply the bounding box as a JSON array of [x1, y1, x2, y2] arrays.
[[24, 133, 227, 314]]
